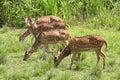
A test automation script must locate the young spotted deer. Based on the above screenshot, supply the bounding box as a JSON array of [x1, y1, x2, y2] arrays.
[[29, 17, 68, 31], [23, 29, 71, 61], [19, 16, 67, 41], [54, 35, 108, 69], [22, 17, 68, 40]]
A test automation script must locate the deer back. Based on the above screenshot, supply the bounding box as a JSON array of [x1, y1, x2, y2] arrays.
[[50, 15, 62, 22], [68, 35, 107, 51], [38, 30, 70, 44], [35, 15, 62, 24], [51, 22, 68, 29]]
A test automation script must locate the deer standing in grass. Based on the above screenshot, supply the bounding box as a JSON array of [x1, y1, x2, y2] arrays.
[[21, 16, 71, 61], [28, 17, 68, 39], [19, 15, 66, 41], [23, 29, 71, 61], [54, 35, 108, 69]]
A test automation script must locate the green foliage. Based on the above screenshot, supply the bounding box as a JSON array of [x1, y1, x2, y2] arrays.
[[89, 67, 102, 79], [0, 0, 120, 29], [0, 25, 9, 33], [7, 72, 30, 80], [0, 52, 7, 64], [86, 14, 119, 30], [55, 72, 70, 80], [82, 67, 102, 80], [112, 1, 120, 15], [113, 72, 120, 80]]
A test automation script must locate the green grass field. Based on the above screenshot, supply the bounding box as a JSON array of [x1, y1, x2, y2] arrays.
[[0, 26, 120, 80]]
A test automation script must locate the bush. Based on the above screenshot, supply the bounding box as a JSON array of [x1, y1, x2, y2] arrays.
[[1, 0, 119, 29]]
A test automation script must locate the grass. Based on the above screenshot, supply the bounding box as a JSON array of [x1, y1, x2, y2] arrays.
[[0, 26, 120, 80]]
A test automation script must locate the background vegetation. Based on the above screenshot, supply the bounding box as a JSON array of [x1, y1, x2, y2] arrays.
[[0, 0, 120, 29], [0, 0, 120, 80]]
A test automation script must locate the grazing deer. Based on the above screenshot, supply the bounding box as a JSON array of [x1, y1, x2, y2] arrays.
[[29, 17, 68, 30], [19, 15, 66, 41], [54, 35, 108, 69], [23, 29, 71, 61], [23, 17, 68, 39]]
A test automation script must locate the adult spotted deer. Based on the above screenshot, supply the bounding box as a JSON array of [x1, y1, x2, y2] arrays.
[[29, 17, 68, 32], [19, 16, 68, 41], [20, 16, 68, 40], [19, 15, 64, 41], [54, 35, 108, 69], [23, 29, 71, 61]]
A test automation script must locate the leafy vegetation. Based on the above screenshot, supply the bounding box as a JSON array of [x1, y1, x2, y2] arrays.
[[0, 0, 120, 29]]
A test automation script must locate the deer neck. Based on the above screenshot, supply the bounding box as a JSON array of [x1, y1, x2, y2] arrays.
[[58, 46, 71, 60]]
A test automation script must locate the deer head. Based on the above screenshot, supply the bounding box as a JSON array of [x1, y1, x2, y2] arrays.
[[28, 17, 37, 28], [22, 16, 31, 27]]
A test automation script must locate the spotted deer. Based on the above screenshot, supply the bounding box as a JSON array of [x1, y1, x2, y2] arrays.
[[54, 35, 108, 69], [19, 15, 64, 41], [23, 29, 71, 61], [20, 17, 68, 40], [29, 17, 68, 31]]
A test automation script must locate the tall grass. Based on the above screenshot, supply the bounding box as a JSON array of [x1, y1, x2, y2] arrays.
[[0, 0, 120, 29]]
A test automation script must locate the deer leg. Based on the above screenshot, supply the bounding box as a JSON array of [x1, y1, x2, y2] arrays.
[[44, 44, 50, 53], [19, 29, 30, 41], [50, 44, 57, 54], [75, 53, 81, 69], [95, 50, 100, 66], [69, 53, 76, 69], [23, 39, 40, 61], [100, 52, 106, 69], [98, 49, 106, 69], [42, 44, 49, 54], [39, 44, 48, 60], [76, 53, 81, 61]]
